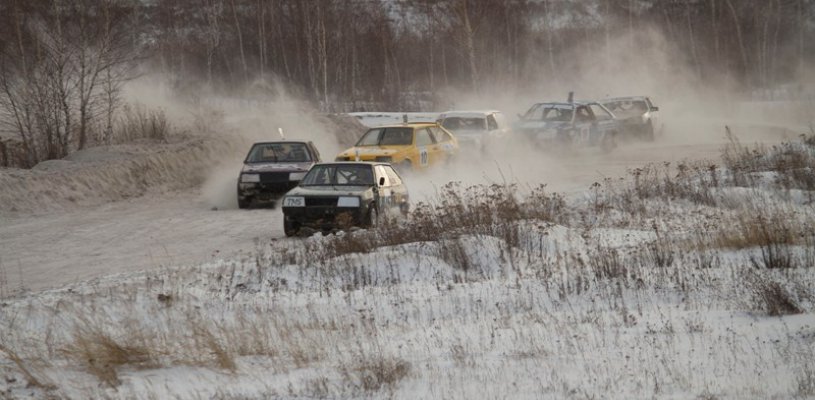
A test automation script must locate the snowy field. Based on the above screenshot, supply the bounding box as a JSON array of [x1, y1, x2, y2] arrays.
[[1, 132, 814, 399]]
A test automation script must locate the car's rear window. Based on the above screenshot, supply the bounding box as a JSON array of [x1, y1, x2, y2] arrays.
[[603, 100, 649, 118], [525, 104, 574, 122], [441, 117, 487, 132], [246, 142, 311, 163], [356, 128, 413, 146], [301, 164, 374, 186]]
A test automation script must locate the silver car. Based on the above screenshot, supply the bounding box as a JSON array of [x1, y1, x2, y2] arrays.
[[601, 96, 660, 141], [437, 110, 511, 152]]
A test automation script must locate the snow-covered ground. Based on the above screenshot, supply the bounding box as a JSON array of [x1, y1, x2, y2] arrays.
[[1, 138, 729, 294], [1, 105, 813, 398], [1, 172, 814, 398]]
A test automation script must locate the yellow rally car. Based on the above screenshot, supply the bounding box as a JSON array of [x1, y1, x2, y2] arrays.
[[335, 122, 459, 170]]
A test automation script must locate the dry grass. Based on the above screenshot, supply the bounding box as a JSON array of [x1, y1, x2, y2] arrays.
[[116, 104, 172, 143], [0, 342, 54, 390], [308, 182, 565, 264], [588, 246, 627, 280], [723, 131, 815, 190], [709, 203, 813, 270], [797, 365, 815, 398], [341, 356, 411, 393], [190, 321, 237, 372], [742, 270, 805, 316], [61, 325, 153, 387]]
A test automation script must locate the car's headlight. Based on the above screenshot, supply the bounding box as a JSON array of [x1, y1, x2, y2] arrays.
[[240, 173, 260, 183], [289, 172, 307, 181], [282, 196, 305, 207], [337, 196, 360, 207], [375, 156, 392, 163]]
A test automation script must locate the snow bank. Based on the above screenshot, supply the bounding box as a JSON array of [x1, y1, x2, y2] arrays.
[[0, 137, 241, 215]]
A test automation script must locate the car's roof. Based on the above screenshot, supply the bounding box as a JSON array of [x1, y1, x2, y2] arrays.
[[531, 101, 603, 107], [250, 140, 310, 145], [313, 161, 390, 167], [370, 122, 439, 129], [531, 102, 576, 107], [601, 96, 649, 102], [439, 110, 500, 118]]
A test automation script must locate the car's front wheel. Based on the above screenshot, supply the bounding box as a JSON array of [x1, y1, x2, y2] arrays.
[[600, 132, 618, 153], [366, 206, 379, 228], [284, 218, 298, 237], [645, 121, 655, 141], [238, 197, 251, 209]]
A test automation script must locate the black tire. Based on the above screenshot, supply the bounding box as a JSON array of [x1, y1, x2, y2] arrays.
[[396, 160, 412, 174], [284, 219, 298, 237], [643, 122, 655, 142], [238, 197, 251, 209], [366, 206, 379, 228], [600, 131, 617, 153]]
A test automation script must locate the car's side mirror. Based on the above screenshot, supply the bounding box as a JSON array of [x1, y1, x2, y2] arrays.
[[651, 106, 659, 112], [379, 177, 386, 186]]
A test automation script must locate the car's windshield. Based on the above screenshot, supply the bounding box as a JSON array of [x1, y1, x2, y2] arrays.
[[355, 127, 413, 146], [301, 164, 374, 186], [602, 100, 648, 118], [524, 104, 574, 122], [246, 142, 311, 163], [440, 117, 487, 132]]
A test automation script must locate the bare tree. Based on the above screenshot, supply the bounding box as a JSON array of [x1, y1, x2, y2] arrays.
[[0, 0, 138, 165]]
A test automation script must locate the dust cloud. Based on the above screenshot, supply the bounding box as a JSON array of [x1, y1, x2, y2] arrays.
[[408, 26, 812, 200], [132, 26, 811, 209], [164, 78, 353, 210]]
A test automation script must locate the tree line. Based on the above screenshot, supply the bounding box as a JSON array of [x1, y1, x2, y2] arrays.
[[1, 0, 813, 166]]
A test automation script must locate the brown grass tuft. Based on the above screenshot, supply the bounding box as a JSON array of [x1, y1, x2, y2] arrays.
[[0, 343, 54, 390], [62, 326, 153, 387], [743, 270, 804, 316], [342, 356, 411, 393]]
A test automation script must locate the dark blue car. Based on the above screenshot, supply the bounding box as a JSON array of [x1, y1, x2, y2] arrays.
[[515, 101, 622, 152]]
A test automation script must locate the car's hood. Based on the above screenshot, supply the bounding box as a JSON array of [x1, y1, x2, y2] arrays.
[[242, 161, 313, 173], [338, 146, 404, 158], [287, 185, 373, 197], [516, 120, 570, 132]]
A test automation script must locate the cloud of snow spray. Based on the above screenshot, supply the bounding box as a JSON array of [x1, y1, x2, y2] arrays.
[[409, 25, 810, 201], [126, 25, 812, 209], [123, 76, 349, 210]]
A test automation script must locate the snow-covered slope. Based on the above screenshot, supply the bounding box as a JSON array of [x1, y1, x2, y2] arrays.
[[2, 135, 815, 398]]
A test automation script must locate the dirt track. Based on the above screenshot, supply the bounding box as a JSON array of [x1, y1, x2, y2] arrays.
[[0, 193, 285, 293], [0, 120, 802, 294]]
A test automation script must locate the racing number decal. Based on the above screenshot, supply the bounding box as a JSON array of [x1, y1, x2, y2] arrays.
[[419, 148, 429, 166]]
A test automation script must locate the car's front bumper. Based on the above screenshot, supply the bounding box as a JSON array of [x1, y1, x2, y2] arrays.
[[283, 205, 369, 231], [238, 181, 299, 202]]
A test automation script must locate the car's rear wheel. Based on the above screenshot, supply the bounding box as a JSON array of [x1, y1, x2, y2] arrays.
[[396, 160, 412, 174]]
